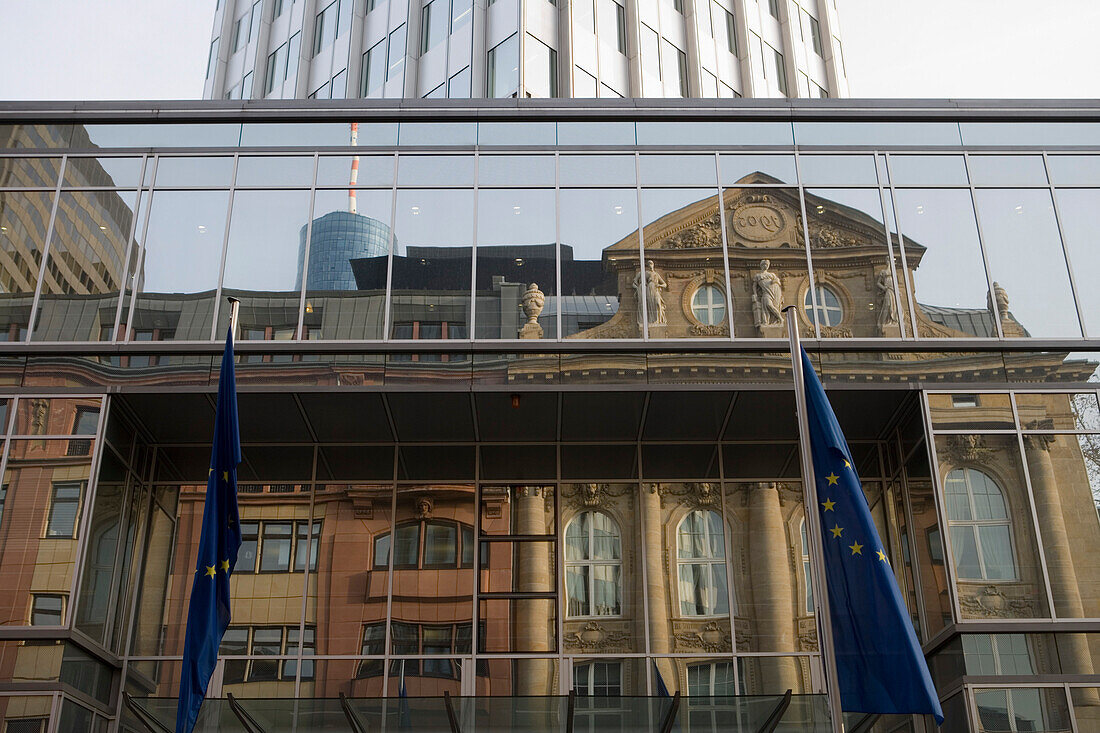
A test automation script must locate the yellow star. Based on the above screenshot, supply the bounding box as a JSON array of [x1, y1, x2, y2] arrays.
[[876, 550, 887, 562], [208, 468, 214, 476], [844, 459, 851, 469], [821, 498, 836, 512], [219, 559, 230, 572], [205, 565, 216, 578], [830, 524, 843, 538], [826, 473, 839, 485], [223, 470, 229, 482], [849, 541, 863, 556]]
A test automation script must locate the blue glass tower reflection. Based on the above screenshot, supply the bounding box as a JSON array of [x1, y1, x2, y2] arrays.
[[296, 211, 395, 291]]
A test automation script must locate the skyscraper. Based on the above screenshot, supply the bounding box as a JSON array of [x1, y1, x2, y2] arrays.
[[205, 0, 846, 101]]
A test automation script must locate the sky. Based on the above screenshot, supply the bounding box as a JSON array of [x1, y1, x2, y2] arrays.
[[0, 0, 1099, 100]]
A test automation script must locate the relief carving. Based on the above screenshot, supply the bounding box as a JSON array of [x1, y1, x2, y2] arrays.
[[942, 434, 997, 465], [673, 620, 733, 653], [563, 621, 631, 651], [958, 585, 1038, 618]]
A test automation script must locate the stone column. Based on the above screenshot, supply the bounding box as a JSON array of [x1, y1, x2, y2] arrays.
[[1023, 436, 1099, 705], [642, 485, 676, 691], [747, 482, 800, 693], [514, 486, 553, 695]]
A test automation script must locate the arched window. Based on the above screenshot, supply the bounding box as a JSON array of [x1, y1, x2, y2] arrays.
[[800, 519, 814, 614], [676, 510, 729, 616], [944, 468, 1016, 580], [565, 511, 623, 617], [804, 285, 843, 327], [691, 285, 726, 325]]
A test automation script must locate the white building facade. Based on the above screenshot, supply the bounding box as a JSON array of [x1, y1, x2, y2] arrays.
[[203, 0, 848, 101]]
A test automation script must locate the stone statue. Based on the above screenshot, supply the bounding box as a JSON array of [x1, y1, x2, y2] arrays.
[[632, 260, 668, 328], [751, 259, 783, 327], [988, 281, 1009, 318], [875, 268, 899, 329], [521, 283, 545, 325]]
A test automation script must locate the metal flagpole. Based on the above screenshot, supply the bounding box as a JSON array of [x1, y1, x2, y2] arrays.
[[784, 306, 845, 733], [227, 296, 240, 341]]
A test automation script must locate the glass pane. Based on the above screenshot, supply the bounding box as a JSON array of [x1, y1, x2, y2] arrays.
[[797, 155, 878, 185], [217, 189, 312, 339], [388, 189, 473, 340], [152, 156, 235, 187], [559, 188, 637, 338], [474, 188, 557, 339], [973, 188, 1080, 337], [719, 154, 797, 185], [0, 156, 62, 187], [636, 121, 794, 146], [234, 156, 315, 187], [477, 155, 555, 187], [928, 392, 1014, 431], [316, 155, 394, 187], [967, 155, 1048, 186], [1050, 189, 1100, 337], [63, 157, 143, 189], [397, 155, 474, 187], [300, 188, 392, 340], [132, 189, 230, 340], [886, 155, 969, 186], [794, 121, 961, 146], [1046, 155, 1100, 185], [638, 155, 717, 187], [892, 189, 993, 338], [0, 191, 52, 343], [559, 155, 636, 187], [933, 434, 1050, 618]]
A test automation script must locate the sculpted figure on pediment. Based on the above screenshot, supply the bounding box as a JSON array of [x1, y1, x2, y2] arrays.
[[633, 260, 668, 328], [752, 259, 784, 328]]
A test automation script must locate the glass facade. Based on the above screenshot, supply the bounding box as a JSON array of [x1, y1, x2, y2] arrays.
[[0, 105, 1099, 731]]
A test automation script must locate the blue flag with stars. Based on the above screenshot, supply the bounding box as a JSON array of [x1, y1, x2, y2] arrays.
[[176, 329, 242, 733], [800, 348, 943, 725]]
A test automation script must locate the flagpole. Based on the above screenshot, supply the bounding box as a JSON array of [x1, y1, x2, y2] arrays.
[[227, 296, 240, 341], [784, 306, 845, 733]]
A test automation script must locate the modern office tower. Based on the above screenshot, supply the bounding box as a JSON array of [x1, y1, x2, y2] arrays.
[[205, 0, 846, 101], [4, 101, 1100, 731]]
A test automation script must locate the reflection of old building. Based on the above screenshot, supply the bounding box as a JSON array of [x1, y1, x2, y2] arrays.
[[2, 107, 1100, 732]]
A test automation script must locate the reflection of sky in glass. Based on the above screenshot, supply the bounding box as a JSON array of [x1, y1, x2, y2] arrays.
[[477, 189, 554, 246], [234, 156, 315, 187], [966, 155, 1048, 186], [223, 190, 311, 292], [1053, 190, 1100, 337], [560, 189, 637, 264], [973, 189, 1080, 337], [394, 189, 473, 246], [886, 155, 968, 186], [797, 155, 878, 186], [141, 190, 228, 293], [719, 154, 796, 185], [893, 189, 989, 310], [559, 155, 635, 187]]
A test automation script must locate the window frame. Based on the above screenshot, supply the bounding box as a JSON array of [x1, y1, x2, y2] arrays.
[[45, 480, 85, 539], [690, 284, 727, 326], [573, 659, 623, 696], [675, 509, 730, 618], [564, 510, 624, 619], [943, 467, 1019, 582], [30, 593, 65, 626], [804, 284, 844, 328]]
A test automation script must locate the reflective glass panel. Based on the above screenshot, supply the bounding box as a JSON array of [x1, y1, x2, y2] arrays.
[[559, 188, 637, 338], [62, 157, 143, 189], [151, 156, 235, 187], [559, 155, 636, 187], [892, 189, 992, 338], [474, 188, 556, 339], [887, 155, 969, 186], [804, 188, 903, 338], [967, 155, 1049, 186], [388, 189, 473, 340], [33, 190, 140, 341], [797, 154, 878, 185], [131, 189, 230, 340], [397, 155, 474, 186], [793, 121, 962, 146], [719, 154, 797, 185], [637, 121, 794, 146], [638, 155, 717, 186], [316, 155, 394, 187], [477, 155, 555, 187], [239, 122, 398, 147], [0, 156, 62, 188], [973, 188, 1080, 337], [0, 191, 53, 343], [218, 189, 312, 338], [234, 156, 316, 187], [1050, 189, 1100, 337], [1046, 155, 1100, 185], [640, 189, 728, 338]]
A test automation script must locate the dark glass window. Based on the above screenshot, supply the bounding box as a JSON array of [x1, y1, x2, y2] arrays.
[[259, 522, 293, 572], [294, 521, 321, 572], [237, 521, 259, 573], [248, 627, 284, 681], [31, 594, 64, 626], [46, 482, 83, 538]]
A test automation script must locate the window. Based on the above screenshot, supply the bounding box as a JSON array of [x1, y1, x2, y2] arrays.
[[361, 40, 386, 97], [614, 1, 627, 54], [575, 68, 597, 97], [67, 406, 99, 456], [677, 510, 729, 616], [574, 660, 622, 695], [265, 44, 288, 94], [804, 285, 843, 327], [962, 634, 1034, 676], [808, 15, 823, 56], [767, 0, 780, 20], [233, 16, 248, 52], [206, 38, 219, 79], [690, 285, 726, 325], [687, 661, 739, 696], [672, 0, 684, 12], [565, 512, 623, 617], [284, 626, 316, 680], [661, 39, 688, 97], [387, 24, 407, 81], [375, 520, 477, 569], [387, 622, 471, 678], [287, 32, 301, 79], [952, 394, 980, 408], [421, 0, 446, 54], [795, 519, 814, 615], [814, 83, 828, 98], [313, 0, 341, 56], [249, 627, 284, 681], [487, 34, 520, 98], [390, 321, 468, 361], [524, 35, 558, 98], [242, 71, 254, 99], [31, 594, 64, 625], [975, 689, 1056, 733], [220, 625, 313, 682], [221, 627, 249, 683], [451, 0, 472, 31], [331, 69, 347, 99], [273, 0, 286, 18], [235, 520, 320, 573], [771, 47, 788, 95], [357, 623, 386, 678], [248, 1, 262, 43], [448, 66, 471, 98], [6, 720, 46, 733], [46, 481, 83, 538], [944, 468, 1016, 580], [719, 4, 737, 55]]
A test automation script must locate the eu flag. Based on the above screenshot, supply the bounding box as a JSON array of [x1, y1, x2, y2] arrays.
[[800, 349, 943, 725], [176, 329, 242, 733]]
